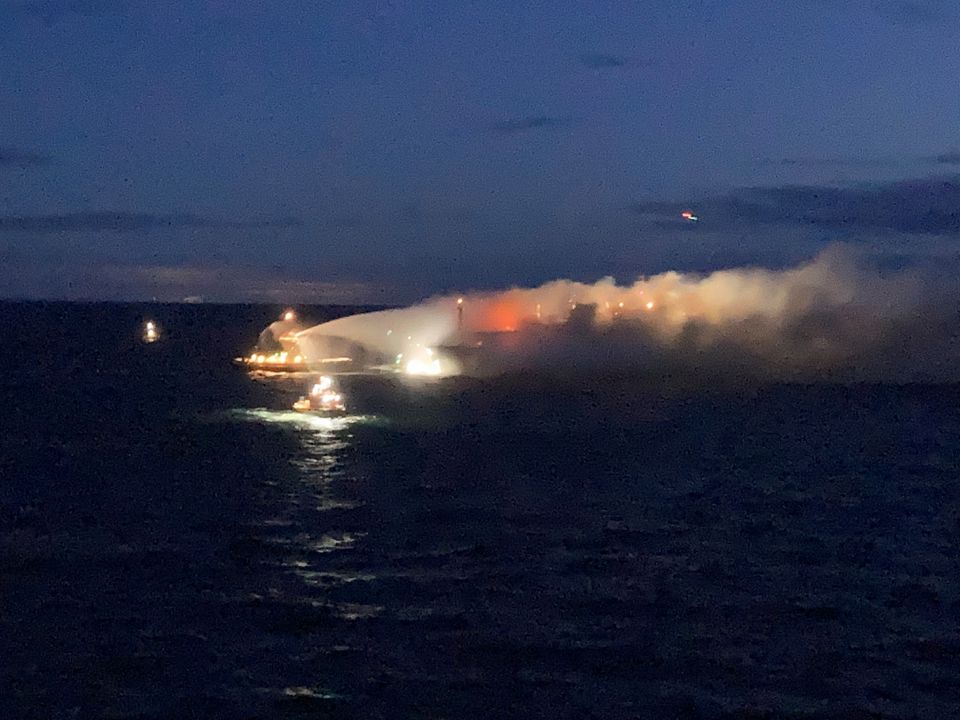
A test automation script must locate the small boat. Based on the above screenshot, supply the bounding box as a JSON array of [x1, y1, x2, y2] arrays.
[[293, 376, 346, 414], [143, 321, 160, 343]]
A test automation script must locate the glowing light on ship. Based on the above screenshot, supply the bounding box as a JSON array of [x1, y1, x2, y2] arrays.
[[402, 346, 455, 376], [406, 357, 442, 376], [293, 375, 346, 412], [142, 321, 159, 343]]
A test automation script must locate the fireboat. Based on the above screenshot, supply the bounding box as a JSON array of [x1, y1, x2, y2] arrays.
[[293, 376, 346, 414], [235, 309, 354, 373]]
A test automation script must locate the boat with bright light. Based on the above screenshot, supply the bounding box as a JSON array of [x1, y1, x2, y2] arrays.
[[142, 321, 160, 343], [293, 376, 347, 414]]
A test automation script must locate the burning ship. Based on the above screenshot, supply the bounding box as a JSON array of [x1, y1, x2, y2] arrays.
[[242, 294, 663, 379]]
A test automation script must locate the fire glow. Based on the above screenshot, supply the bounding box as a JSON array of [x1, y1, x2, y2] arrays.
[[245, 351, 303, 366], [289, 246, 960, 381]]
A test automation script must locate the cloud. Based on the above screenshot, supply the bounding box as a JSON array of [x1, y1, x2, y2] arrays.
[[628, 201, 688, 216], [758, 151, 960, 169], [0, 212, 302, 233], [579, 53, 627, 69], [929, 151, 960, 165], [0, 258, 387, 303], [632, 175, 960, 235], [488, 116, 569, 134], [102, 264, 379, 303], [0, 147, 51, 167], [871, 0, 943, 26], [757, 156, 893, 168]]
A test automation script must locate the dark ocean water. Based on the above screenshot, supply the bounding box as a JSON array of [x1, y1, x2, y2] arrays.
[[2, 301, 960, 719]]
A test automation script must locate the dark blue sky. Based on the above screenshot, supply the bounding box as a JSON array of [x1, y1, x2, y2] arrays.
[[1, 0, 958, 301]]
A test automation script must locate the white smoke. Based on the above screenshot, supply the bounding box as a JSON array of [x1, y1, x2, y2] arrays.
[[293, 246, 960, 382], [256, 315, 305, 352]]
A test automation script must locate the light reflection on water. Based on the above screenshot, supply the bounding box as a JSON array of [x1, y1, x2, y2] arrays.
[[295, 569, 377, 587], [228, 405, 382, 625], [228, 408, 379, 433], [229, 407, 371, 513], [280, 686, 341, 700]]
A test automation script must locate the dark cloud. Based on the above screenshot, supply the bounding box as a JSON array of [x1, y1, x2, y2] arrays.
[[757, 156, 893, 168], [631, 175, 960, 235], [759, 151, 960, 169], [98, 264, 380, 303], [579, 53, 627, 69], [17, 0, 127, 26], [871, 0, 943, 26], [628, 201, 686, 216], [0, 212, 302, 233], [0, 259, 385, 302], [0, 147, 51, 167], [930, 151, 960, 165], [489, 116, 569, 134], [728, 177, 960, 234]]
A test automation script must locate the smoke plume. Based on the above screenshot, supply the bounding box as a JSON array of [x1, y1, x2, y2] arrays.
[[295, 246, 960, 383]]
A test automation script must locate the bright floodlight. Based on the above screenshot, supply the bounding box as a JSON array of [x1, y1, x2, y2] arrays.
[[645, 300, 655, 310], [406, 357, 442, 376], [143, 320, 159, 342], [283, 310, 296, 321]]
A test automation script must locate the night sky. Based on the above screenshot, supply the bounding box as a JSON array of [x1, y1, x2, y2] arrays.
[[1, 0, 958, 302]]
